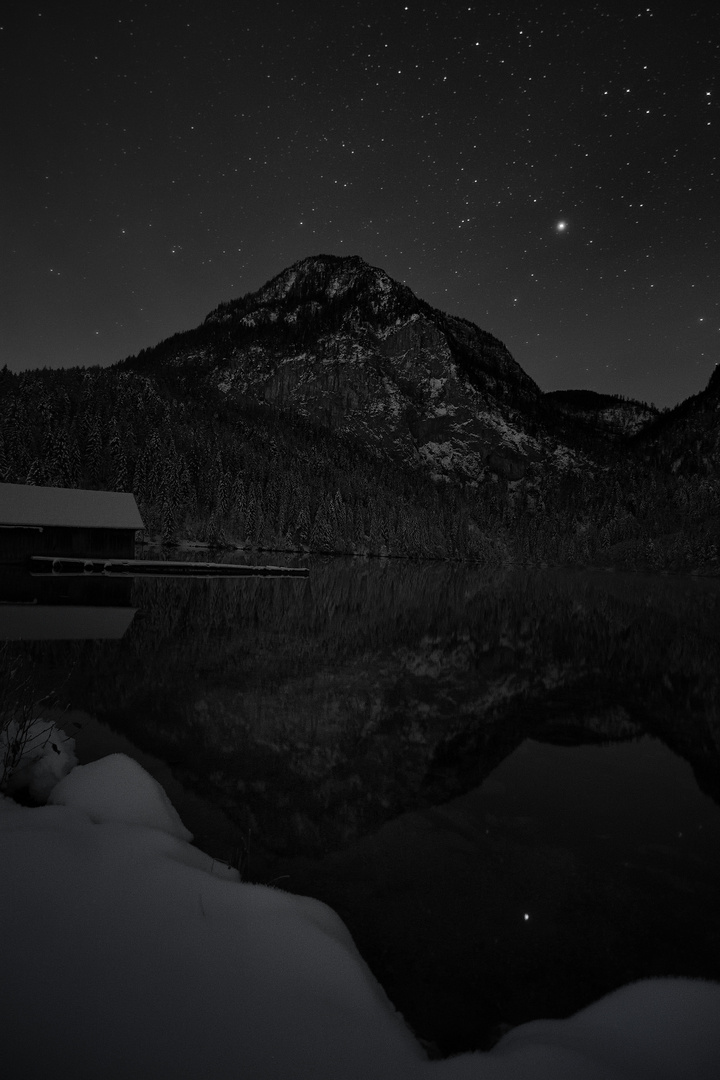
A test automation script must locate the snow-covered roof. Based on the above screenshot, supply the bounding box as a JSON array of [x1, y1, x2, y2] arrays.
[[0, 483, 144, 530]]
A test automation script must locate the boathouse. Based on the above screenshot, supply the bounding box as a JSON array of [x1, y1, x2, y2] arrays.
[[0, 482, 144, 564]]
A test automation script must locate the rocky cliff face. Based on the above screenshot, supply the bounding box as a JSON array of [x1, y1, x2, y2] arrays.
[[170, 253, 577, 483], [545, 389, 659, 437]]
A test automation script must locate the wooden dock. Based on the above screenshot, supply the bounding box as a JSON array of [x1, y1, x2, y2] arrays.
[[29, 556, 309, 579]]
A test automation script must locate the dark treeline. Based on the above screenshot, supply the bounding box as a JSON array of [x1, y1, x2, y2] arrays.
[[0, 364, 718, 570]]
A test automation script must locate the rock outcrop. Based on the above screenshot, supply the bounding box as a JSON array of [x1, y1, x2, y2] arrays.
[[545, 389, 659, 437]]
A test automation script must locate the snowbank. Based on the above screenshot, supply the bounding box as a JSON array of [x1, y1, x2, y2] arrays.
[[1, 753, 718, 1079], [49, 753, 192, 840]]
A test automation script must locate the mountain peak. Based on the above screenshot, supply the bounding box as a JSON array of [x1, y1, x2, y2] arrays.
[[260, 254, 401, 303], [133, 255, 556, 483], [706, 363, 720, 397], [204, 254, 538, 396], [206, 254, 415, 323], [190, 255, 554, 481]]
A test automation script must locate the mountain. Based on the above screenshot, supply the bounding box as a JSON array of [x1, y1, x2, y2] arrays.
[[126, 254, 579, 483], [544, 389, 659, 438], [2, 256, 718, 570], [630, 364, 720, 477]]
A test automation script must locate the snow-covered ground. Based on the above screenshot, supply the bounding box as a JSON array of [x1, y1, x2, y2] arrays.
[[2, 732, 719, 1079]]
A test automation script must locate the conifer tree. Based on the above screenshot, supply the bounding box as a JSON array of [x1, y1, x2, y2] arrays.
[[86, 424, 103, 486], [0, 437, 9, 482]]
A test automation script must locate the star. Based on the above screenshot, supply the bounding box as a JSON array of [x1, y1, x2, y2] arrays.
[[4, 2, 715, 408]]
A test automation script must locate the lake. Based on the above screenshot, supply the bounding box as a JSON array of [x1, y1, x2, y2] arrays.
[[3, 556, 720, 1055]]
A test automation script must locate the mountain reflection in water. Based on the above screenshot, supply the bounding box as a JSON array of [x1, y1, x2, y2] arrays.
[[5, 557, 720, 1055]]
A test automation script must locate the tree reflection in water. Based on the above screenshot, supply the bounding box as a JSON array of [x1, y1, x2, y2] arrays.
[[6, 559, 720, 1054]]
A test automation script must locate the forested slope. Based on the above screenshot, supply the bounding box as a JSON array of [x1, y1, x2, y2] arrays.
[[1, 363, 718, 571]]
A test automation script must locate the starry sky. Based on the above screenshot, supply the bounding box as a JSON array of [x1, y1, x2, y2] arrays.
[[2, 1, 718, 408]]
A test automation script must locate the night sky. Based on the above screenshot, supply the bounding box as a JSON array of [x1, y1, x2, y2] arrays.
[[2, 1, 718, 408]]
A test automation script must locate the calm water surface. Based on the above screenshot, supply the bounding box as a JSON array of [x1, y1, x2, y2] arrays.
[[3, 557, 720, 1054]]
